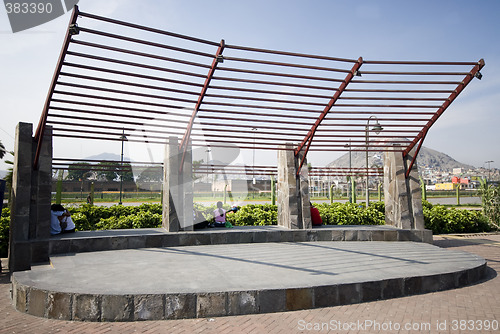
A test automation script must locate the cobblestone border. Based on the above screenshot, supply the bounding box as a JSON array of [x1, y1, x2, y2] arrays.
[[12, 262, 486, 321], [33, 228, 433, 260]]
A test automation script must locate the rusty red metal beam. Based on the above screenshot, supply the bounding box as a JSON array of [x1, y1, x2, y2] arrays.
[[310, 110, 436, 115], [345, 88, 454, 94], [198, 107, 435, 118], [225, 43, 357, 63], [351, 79, 461, 85], [294, 57, 363, 175], [403, 59, 485, 178], [202, 101, 322, 113], [210, 85, 332, 99], [363, 60, 478, 66], [360, 70, 470, 76], [77, 27, 215, 58], [48, 112, 187, 130], [52, 91, 194, 111], [33, 5, 79, 170], [71, 39, 211, 69], [212, 75, 338, 91], [54, 157, 161, 165], [55, 82, 198, 106], [66, 51, 207, 79], [61, 64, 204, 88], [47, 120, 185, 139], [223, 55, 351, 73], [179, 40, 225, 172], [49, 105, 187, 124], [197, 115, 312, 126], [316, 128, 420, 132], [332, 103, 441, 108], [338, 96, 446, 101], [52, 91, 196, 110], [204, 93, 327, 107], [78, 10, 220, 46], [198, 108, 319, 120], [217, 66, 344, 83]]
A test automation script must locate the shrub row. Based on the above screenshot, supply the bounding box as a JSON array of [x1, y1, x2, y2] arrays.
[[422, 200, 491, 234], [0, 201, 496, 258], [1, 208, 9, 259], [68, 203, 163, 231], [315, 202, 385, 226]]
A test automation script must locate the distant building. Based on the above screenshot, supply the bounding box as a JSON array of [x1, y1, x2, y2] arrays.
[[435, 183, 455, 191], [451, 176, 469, 185]]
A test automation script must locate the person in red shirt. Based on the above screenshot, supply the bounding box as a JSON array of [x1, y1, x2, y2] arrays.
[[310, 202, 323, 226]]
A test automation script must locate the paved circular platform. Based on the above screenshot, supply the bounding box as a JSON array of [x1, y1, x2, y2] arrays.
[[12, 241, 486, 321]]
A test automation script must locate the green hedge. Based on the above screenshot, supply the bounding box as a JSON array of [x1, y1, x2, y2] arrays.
[[0, 201, 496, 258], [68, 203, 163, 231], [315, 202, 385, 226], [1, 208, 9, 258], [422, 200, 491, 234], [226, 204, 277, 226]]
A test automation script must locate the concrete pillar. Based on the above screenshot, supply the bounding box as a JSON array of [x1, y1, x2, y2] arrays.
[[277, 144, 311, 229], [30, 126, 53, 262], [8, 123, 54, 270], [297, 149, 312, 229], [9, 123, 34, 271], [383, 148, 424, 230], [180, 140, 193, 231], [162, 137, 194, 232], [163, 137, 180, 232]]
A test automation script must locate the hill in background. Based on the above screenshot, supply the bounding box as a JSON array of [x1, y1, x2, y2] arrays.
[[326, 146, 474, 172]]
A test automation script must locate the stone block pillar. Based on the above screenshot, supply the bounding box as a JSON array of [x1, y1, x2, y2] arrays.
[[30, 126, 53, 263], [9, 123, 53, 271], [277, 144, 311, 229], [162, 137, 193, 232], [9, 123, 34, 271], [181, 141, 193, 231], [383, 148, 424, 230]]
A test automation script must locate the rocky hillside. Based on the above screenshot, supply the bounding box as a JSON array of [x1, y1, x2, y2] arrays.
[[326, 146, 474, 172]]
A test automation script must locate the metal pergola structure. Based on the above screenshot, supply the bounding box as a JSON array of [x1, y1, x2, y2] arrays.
[[35, 6, 484, 179]]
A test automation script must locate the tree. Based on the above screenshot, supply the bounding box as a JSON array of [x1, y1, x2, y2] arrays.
[[192, 159, 204, 181], [0, 140, 5, 160], [121, 163, 134, 182], [96, 162, 134, 182], [4, 152, 13, 185], [479, 178, 500, 229], [136, 165, 162, 182], [66, 162, 93, 181], [96, 161, 119, 181]]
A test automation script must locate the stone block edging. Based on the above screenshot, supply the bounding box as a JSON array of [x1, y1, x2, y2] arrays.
[[43, 227, 433, 257], [12, 262, 486, 321]]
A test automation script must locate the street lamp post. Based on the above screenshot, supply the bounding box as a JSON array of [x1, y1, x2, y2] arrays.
[[485, 160, 494, 181], [252, 128, 257, 198], [365, 116, 383, 207], [206, 148, 211, 197], [344, 139, 352, 203], [119, 129, 127, 205]]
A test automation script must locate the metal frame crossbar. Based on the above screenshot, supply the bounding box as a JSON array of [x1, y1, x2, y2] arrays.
[[35, 6, 484, 179]]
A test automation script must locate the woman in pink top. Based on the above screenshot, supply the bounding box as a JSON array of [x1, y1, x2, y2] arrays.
[[213, 201, 227, 227]]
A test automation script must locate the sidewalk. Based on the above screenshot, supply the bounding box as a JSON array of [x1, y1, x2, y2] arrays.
[[1, 234, 499, 334]]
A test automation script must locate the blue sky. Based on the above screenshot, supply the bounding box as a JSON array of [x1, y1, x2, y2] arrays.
[[1, 0, 499, 171]]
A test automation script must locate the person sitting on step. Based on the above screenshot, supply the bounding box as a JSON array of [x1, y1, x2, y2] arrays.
[[212, 201, 237, 228], [50, 204, 76, 235]]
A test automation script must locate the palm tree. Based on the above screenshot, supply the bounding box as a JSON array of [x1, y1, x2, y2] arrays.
[[0, 140, 5, 160]]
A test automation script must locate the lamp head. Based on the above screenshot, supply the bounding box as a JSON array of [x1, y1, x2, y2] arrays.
[[372, 121, 383, 135]]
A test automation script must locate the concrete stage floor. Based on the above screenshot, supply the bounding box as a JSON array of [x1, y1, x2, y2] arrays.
[[12, 240, 486, 321]]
